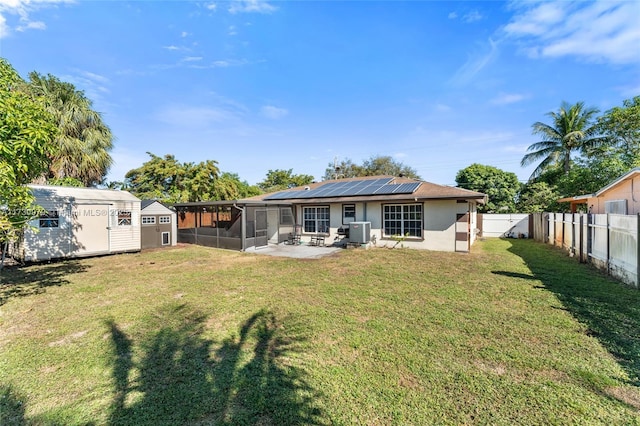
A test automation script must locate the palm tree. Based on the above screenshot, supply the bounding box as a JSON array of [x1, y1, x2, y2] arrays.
[[28, 72, 113, 186], [521, 101, 605, 180]]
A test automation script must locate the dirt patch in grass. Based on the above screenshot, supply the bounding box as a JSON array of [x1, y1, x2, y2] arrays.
[[607, 386, 640, 411]]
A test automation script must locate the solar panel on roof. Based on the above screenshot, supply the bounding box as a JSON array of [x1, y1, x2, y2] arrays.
[[264, 177, 417, 200], [373, 182, 421, 195]]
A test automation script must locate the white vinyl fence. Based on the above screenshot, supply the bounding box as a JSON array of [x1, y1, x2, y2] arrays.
[[479, 214, 530, 238], [530, 213, 639, 288]]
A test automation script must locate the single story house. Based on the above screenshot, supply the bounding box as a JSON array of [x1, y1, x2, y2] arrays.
[[140, 200, 177, 249], [11, 185, 141, 262], [174, 175, 486, 253], [559, 167, 640, 214]]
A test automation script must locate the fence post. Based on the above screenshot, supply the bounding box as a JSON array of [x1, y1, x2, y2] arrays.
[[637, 213, 640, 288], [579, 214, 584, 263], [586, 214, 592, 265], [606, 214, 610, 275]]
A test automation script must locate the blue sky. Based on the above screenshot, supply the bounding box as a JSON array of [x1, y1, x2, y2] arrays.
[[1, 1, 638, 186]]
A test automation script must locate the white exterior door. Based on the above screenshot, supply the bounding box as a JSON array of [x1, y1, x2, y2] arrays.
[[71, 204, 110, 255]]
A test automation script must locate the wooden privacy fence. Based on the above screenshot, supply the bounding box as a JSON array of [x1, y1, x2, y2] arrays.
[[530, 213, 639, 288]]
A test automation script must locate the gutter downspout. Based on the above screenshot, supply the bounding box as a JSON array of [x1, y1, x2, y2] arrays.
[[233, 202, 246, 251]]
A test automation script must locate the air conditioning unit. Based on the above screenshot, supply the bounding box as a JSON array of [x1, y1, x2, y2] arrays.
[[348, 222, 371, 244]]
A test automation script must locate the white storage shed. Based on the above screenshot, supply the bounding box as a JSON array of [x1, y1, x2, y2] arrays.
[[13, 185, 141, 262]]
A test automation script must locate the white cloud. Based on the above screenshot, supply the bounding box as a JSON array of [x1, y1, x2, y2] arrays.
[[79, 70, 109, 84], [502, 144, 530, 154], [490, 93, 528, 105], [503, 1, 640, 64], [163, 45, 180, 51], [462, 10, 483, 23], [228, 0, 276, 14], [62, 69, 111, 105], [260, 105, 288, 120], [205, 2, 217, 11], [0, 14, 8, 38], [435, 103, 452, 112], [211, 58, 249, 67], [180, 31, 190, 37], [154, 105, 241, 128], [450, 38, 499, 86], [0, 0, 71, 38], [16, 20, 45, 31], [182, 56, 203, 62], [448, 9, 483, 23]]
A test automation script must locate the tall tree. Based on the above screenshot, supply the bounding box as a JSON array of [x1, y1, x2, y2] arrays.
[[456, 164, 521, 213], [516, 181, 560, 213], [0, 59, 58, 247], [27, 72, 113, 186], [183, 159, 221, 202], [324, 158, 364, 179], [521, 101, 604, 180], [213, 172, 262, 200], [125, 153, 189, 202], [125, 153, 255, 203], [258, 169, 314, 192], [323, 155, 420, 180], [597, 96, 640, 161]]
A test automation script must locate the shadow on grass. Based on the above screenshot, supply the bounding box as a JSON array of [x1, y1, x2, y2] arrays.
[[106, 304, 325, 425], [491, 270, 537, 280], [505, 238, 640, 386], [0, 385, 26, 426], [0, 261, 89, 306]]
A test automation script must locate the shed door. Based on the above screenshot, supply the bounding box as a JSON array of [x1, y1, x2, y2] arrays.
[[72, 204, 110, 255]]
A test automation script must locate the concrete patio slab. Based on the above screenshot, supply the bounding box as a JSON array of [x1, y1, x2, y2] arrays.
[[244, 243, 343, 259]]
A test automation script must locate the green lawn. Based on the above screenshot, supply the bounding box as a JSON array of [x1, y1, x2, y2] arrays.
[[1, 239, 639, 425]]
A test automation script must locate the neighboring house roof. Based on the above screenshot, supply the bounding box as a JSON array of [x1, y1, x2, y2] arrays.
[[247, 175, 486, 204], [28, 185, 140, 202], [594, 167, 640, 197], [558, 167, 640, 203]]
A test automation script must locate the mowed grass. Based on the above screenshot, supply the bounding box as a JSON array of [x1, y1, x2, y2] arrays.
[[1, 239, 639, 425]]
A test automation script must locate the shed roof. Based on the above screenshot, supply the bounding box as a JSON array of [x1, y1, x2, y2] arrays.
[[141, 199, 175, 212], [28, 185, 140, 202]]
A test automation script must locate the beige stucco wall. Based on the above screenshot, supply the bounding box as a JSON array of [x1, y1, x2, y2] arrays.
[[588, 175, 640, 214], [294, 199, 475, 252]]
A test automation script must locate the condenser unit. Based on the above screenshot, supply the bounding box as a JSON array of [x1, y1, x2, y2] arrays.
[[348, 222, 371, 244]]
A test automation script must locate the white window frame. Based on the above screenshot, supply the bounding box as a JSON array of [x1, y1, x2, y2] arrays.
[[303, 206, 330, 234], [604, 200, 627, 215], [383, 204, 423, 238], [342, 204, 356, 224], [159, 216, 171, 224], [161, 232, 170, 245], [142, 216, 156, 225]]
